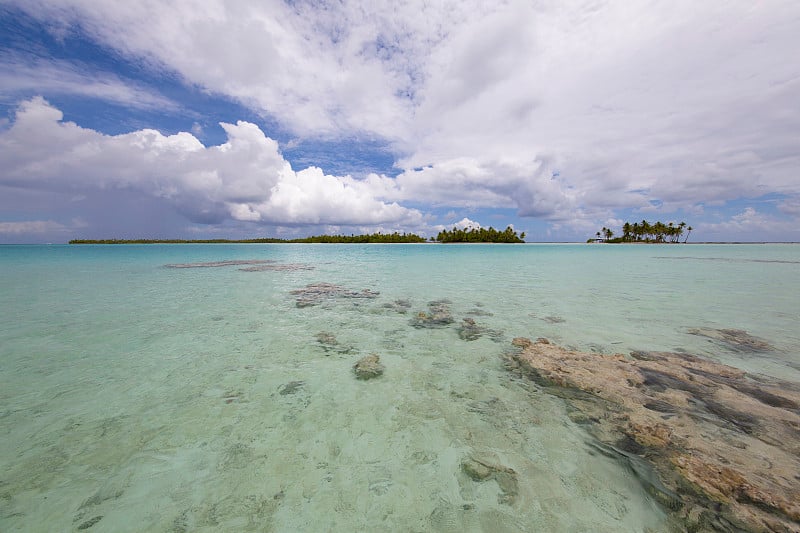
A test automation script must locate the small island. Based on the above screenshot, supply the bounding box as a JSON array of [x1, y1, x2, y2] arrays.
[[588, 220, 692, 243], [434, 226, 525, 243]]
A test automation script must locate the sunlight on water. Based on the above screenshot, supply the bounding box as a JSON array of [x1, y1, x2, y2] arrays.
[[1, 244, 798, 531]]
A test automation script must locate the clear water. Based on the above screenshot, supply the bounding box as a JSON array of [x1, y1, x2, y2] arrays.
[[1, 243, 798, 532]]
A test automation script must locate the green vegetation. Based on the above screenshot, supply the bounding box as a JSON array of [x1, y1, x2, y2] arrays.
[[589, 220, 692, 243], [69, 232, 427, 244], [70, 227, 531, 245], [434, 226, 525, 243]]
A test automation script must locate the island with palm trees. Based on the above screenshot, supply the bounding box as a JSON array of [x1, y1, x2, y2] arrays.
[[588, 220, 692, 243], [434, 225, 526, 243]]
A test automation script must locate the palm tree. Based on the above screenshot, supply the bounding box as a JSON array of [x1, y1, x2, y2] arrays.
[[684, 226, 692, 243]]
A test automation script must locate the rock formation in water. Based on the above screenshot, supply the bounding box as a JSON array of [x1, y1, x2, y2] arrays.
[[409, 299, 455, 328], [687, 327, 774, 352], [277, 381, 305, 396], [165, 259, 275, 268], [314, 331, 353, 355], [291, 282, 380, 308], [504, 337, 800, 532], [354, 354, 385, 380], [456, 318, 503, 342], [238, 263, 314, 271], [381, 299, 413, 314], [461, 457, 519, 505]]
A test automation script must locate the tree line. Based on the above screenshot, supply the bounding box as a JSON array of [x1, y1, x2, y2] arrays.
[[69, 227, 532, 245], [435, 226, 525, 243], [69, 232, 427, 244], [590, 220, 692, 243]]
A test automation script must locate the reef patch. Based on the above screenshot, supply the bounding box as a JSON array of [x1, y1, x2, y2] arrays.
[[687, 327, 775, 352], [353, 354, 385, 380], [238, 263, 314, 272], [410, 300, 455, 328], [164, 260, 275, 268], [291, 282, 379, 308], [504, 338, 800, 532]]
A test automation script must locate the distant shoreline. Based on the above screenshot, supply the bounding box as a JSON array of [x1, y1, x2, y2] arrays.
[[64, 239, 800, 245]]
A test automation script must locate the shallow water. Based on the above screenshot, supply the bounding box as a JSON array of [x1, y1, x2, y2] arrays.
[[1, 243, 798, 531]]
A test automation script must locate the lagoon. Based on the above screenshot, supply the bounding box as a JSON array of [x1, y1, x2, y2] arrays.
[[1, 243, 798, 531]]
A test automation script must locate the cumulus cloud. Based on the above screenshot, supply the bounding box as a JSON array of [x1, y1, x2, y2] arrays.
[[452, 217, 481, 230], [0, 97, 423, 228]]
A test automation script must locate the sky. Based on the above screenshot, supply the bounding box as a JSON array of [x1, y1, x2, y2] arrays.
[[1, 1, 799, 243]]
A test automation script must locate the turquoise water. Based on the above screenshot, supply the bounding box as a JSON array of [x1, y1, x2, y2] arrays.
[[1, 243, 798, 531]]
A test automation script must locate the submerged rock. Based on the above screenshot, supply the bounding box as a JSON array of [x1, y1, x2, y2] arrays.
[[461, 457, 519, 505], [687, 327, 774, 352], [457, 318, 485, 341], [381, 299, 413, 314], [238, 262, 314, 271], [505, 338, 800, 532], [278, 381, 305, 395], [315, 331, 353, 355], [410, 300, 454, 328], [77, 516, 103, 530], [466, 307, 494, 317], [354, 354, 385, 380], [165, 259, 274, 268], [291, 282, 380, 307], [456, 318, 504, 342]]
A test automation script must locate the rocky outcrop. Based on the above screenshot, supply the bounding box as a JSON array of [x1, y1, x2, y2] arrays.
[[353, 354, 385, 380], [505, 338, 800, 532]]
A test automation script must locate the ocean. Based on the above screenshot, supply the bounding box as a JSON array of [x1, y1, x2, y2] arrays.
[[1, 243, 798, 531]]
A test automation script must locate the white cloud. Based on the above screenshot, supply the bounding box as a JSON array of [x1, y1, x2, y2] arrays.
[[5, 0, 800, 234], [0, 52, 180, 111], [778, 197, 800, 218], [0, 97, 423, 228], [703, 207, 800, 241], [452, 217, 481, 230]]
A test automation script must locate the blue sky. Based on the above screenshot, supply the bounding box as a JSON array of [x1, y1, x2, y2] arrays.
[[1, 1, 799, 243]]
